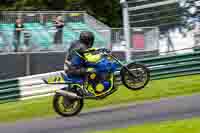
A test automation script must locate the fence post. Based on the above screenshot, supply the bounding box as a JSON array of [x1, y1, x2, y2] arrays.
[[26, 53, 31, 76], [120, 0, 131, 62]]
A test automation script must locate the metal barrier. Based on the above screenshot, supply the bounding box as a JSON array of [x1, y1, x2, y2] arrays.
[[0, 11, 161, 52], [0, 11, 86, 23], [0, 11, 197, 54], [84, 14, 112, 47], [0, 51, 65, 79], [0, 71, 65, 103], [0, 50, 200, 103], [0, 29, 72, 52], [0, 11, 112, 50], [0, 27, 159, 52], [0, 26, 195, 54], [0, 28, 108, 52], [0, 50, 157, 80], [110, 27, 159, 51]]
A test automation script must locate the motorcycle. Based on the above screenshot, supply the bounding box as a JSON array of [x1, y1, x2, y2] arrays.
[[43, 48, 150, 117]]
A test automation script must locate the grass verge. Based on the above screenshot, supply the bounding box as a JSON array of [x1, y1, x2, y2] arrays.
[[0, 74, 200, 123], [91, 117, 200, 133]]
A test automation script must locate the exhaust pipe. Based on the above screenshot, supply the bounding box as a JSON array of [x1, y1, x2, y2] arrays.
[[56, 90, 82, 99]]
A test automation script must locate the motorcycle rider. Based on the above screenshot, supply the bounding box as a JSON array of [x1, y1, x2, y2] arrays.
[[64, 31, 95, 77], [63, 31, 111, 96]]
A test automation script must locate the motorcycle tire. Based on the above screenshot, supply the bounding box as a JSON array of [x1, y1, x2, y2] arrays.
[[53, 93, 84, 117], [120, 63, 150, 90]]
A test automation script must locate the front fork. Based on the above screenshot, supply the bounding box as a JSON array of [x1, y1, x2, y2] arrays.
[[109, 54, 138, 79]]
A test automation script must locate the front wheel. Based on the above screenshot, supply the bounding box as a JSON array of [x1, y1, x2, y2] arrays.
[[120, 63, 150, 90], [53, 93, 84, 117]]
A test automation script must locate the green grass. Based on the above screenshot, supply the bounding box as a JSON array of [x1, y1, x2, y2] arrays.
[[0, 74, 200, 123], [91, 117, 200, 133]]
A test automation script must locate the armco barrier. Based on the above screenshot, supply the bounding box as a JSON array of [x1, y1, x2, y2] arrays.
[[136, 51, 200, 79], [0, 51, 200, 103], [0, 50, 158, 80], [0, 71, 65, 103]]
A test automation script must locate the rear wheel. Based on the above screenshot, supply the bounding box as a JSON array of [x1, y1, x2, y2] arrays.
[[53, 93, 84, 117], [120, 63, 150, 90]]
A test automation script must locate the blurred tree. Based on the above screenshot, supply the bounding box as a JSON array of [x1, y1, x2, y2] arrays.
[[0, 0, 122, 26], [80, 0, 122, 27], [179, 0, 200, 29], [45, 0, 66, 10], [1, 0, 198, 29]]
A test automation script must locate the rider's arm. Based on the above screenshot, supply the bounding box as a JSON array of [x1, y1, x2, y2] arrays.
[[64, 57, 87, 76], [64, 43, 88, 75]]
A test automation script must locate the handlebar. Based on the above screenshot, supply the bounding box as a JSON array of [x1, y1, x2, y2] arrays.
[[98, 48, 111, 53], [76, 48, 111, 54]]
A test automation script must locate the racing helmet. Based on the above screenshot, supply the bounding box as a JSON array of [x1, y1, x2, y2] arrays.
[[79, 31, 94, 48]]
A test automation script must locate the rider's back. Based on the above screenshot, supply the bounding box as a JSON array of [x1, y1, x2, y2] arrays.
[[64, 40, 89, 76], [66, 40, 88, 62], [64, 31, 95, 76]]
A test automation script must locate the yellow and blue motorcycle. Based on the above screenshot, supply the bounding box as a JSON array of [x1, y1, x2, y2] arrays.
[[43, 48, 150, 117]]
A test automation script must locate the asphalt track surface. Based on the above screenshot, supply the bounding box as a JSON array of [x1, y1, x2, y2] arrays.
[[1, 94, 200, 133]]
